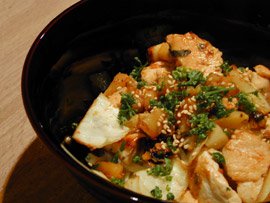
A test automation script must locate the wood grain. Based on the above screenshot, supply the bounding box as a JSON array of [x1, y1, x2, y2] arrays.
[[0, 1, 100, 202]]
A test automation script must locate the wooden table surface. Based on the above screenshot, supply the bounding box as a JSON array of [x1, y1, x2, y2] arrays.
[[0, 1, 100, 202]]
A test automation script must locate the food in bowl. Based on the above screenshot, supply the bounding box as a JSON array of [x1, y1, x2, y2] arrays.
[[70, 32, 270, 202]]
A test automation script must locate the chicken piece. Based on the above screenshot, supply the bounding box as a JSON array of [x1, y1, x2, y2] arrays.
[[125, 158, 188, 201], [254, 64, 270, 79], [189, 150, 241, 203], [166, 32, 223, 75], [222, 130, 270, 182], [73, 93, 129, 149], [237, 178, 264, 203], [141, 61, 171, 84], [250, 71, 270, 91]]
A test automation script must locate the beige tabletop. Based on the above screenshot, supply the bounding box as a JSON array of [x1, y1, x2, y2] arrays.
[[0, 1, 100, 202]]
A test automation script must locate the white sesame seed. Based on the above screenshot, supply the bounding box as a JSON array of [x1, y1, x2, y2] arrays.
[[183, 104, 187, 109], [168, 75, 173, 79], [164, 124, 170, 129], [157, 122, 161, 127], [134, 94, 139, 98], [183, 144, 189, 149], [167, 129, 172, 133], [116, 86, 122, 90], [161, 130, 167, 134], [177, 120, 181, 124], [180, 138, 185, 142], [191, 96, 196, 101], [177, 112, 181, 117]]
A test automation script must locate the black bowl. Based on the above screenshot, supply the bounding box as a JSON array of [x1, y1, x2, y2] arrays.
[[22, 0, 270, 202]]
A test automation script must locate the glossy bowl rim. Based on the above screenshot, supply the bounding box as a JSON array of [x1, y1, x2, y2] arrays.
[[21, 0, 168, 202]]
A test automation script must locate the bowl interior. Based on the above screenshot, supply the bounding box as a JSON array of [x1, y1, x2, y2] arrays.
[[23, 0, 270, 202]]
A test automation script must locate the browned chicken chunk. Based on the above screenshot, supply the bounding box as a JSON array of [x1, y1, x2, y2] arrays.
[[222, 130, 270, 182]]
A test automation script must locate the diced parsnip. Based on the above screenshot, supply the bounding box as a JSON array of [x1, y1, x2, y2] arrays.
[[206, 124, 229, 149], [124, 114, 139, 129], [97, 161, 124, 179], [138, 108, 163, 139], [229, 69, 257, 93], [104, 73, 136, 96], [257, 168, 270, 202], [248, 93, 270, 114], [142, 87, 158, 110], [148, 42, 172, 62], [254, 64, 270, 79], [250, 72, 270, 90], [215, 111, 249, 129]]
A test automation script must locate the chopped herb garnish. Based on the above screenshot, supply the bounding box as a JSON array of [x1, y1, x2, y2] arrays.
[[172, 67, 206, 86], [167, 192, 175, 200], [220, 61, 232, 76], [137, 80, 147, 89], [151, 186, 163, 199], [120, 141, 126, 152], [147, 158, 172, 177], [111, 152, 119, 163], [118, 93, 136, 124], [165, 175, 173, 181], [150, 91, 188, 112], [130, 57, 147, 81], [212, 152, 225, 165], [166, 137, 176, 152], [189, 113, 215, 141], [132, 155, 141, 163], [111, 177, 125, 186], [156, 81, 165, 91], [236, 92, 256, 115], [150, 91, 187, 125], [196, 86, 234, 118], [166, 185, 171, 192], [251, 90, 259, 97]]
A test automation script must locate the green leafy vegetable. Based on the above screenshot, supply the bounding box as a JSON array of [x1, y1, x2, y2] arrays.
[[151, 186, 163, 199], [132, 155, 141, 163], [189, 113, 215, 141], [196, 86, 234, 118], [129, 57, 148, 89], [220, 61, 232, 75], [166, 137, 176, 152], [237, 92, 256, 115], [165, 175, 173, 181], [150, 91, 188, 112], [212, 152, 225, 165], [147, 158, 172, 177], [156, 81, 165, 91], [120, 141, 126, 152], [111, 177, 125, 186], [111, 152, 119, 163], [166, 192, 175, 200], [118, 93, 136, 124], [172, 67, 206, 86], [137, 80, 147, 89]]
